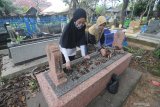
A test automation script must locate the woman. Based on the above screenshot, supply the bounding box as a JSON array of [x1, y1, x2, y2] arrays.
[[88, 16, 107, 56], [59, 8, 90, 70]]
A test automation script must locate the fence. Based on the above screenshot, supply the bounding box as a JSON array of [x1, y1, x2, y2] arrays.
[[0, 15, 68, 36]]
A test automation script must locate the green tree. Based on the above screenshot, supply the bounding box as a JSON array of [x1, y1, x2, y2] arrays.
[[133, 0, 155, 21], [63, 0, 99, 21], [0, 0, 22, 16], [95, 5, 106, 15]]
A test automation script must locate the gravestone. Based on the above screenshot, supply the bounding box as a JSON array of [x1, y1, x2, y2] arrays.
[[126, 20, 140, 34], [38, 24, 62, 34], [48, 24, 62, 34], [37, 24, 50, 34], [145, 20, 160, 34], [6, 26, 17, 42], [112, 30, 125, 49], [46, 43, 67, 86]]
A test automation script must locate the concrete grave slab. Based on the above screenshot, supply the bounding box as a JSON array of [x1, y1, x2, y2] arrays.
[[1, 56, 48, 79], [27, 68, 142, 107], [8, 37, 59, 64], [36, 44, 132, 107]]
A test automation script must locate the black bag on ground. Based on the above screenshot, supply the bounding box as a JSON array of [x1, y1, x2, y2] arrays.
[[107, 73, 119, 94]]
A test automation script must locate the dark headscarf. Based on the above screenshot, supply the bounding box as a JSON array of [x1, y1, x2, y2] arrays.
[[73, 8, 86, 21], [60, 8, 87, 48]]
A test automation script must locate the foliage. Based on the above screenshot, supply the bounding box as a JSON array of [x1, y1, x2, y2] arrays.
[[22, 6, 30, 13], [95, 5, 106, 15], [157, 4, 160, 11], [29, 79, 38, 92], [152, 67, 160, 77], [16, 35, 26, 43], [123, 46, 135, 53], [133, 1, 148, 16], [153, 48, 160, 59], [0, 77, 9, 84], [63, 0, 99, 21], [0, 0, 22, 16], [124, 46, 145, 56]]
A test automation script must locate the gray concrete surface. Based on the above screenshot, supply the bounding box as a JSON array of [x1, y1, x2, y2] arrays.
[[87, 68, 142, 107], [1, 56, 48, 79], [26, 92, 48, 107], [26, 68, 142, 107], [9, 38, 59, 64], [137, 33, 160, 44], [0, 49, 9, 55]]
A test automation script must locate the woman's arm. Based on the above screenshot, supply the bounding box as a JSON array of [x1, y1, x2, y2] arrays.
[[80, 45, 86, 57], [60, 47, 70, 62]]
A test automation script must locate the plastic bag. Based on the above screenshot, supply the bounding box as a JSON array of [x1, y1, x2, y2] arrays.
[[107, 73, 119, 94]]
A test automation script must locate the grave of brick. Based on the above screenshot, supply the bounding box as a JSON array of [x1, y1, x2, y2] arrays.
[[126, 20, 140, 34], [36, 43, 132, 107]]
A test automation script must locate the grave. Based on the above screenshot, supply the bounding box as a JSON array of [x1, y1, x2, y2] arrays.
[[5, 22, 63, 65], [137, 19, 160, 44], [145, 19, 160, 34], [1, 36, 60, 79], [126, 20, 140, 34], [112, 30, 125, 49], [1, 33, 61, 79], [36, 43, 132, 107], [8, 35, 60, 64]]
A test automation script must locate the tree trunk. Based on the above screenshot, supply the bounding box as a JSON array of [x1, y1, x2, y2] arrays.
[[73, 0, 77, 10], [68, 0, 78, 19], [140, 0, 153, 22], [147, 2, 153, 20], [121, 0, 129, 26], [131, 0, 135, 19]]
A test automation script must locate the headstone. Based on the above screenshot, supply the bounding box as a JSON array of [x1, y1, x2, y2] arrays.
[[112, 30, 125, 49], [48, 24, 62, 34], [145, 20, 160, 34], [6, 26, 17, 42], [46, 43, 67, 86], [37, 24, 50, 34], [126, 20, 140, 34], [37, 23, 62, 35]]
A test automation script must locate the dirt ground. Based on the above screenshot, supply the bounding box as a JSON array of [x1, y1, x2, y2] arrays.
[[0, 47, 160, 107], [123, 47, 160, 107], [123, 72, 160, 107]]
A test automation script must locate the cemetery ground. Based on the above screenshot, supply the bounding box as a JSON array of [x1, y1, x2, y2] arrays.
[[0, 46, 160, 107]]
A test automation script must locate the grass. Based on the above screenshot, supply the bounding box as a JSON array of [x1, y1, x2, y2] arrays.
[[124, 46, 160, 77], [124, 46, 145, 56], [0, 77, 9, 85], [29, 79, 38, 92], [152, 66, 160, 77], [153, 48, 160, 59]]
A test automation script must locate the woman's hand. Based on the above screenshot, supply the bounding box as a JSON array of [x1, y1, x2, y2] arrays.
[[100, 48, 107, 57], [66, 61, 71, 70], [84, 55, 90, 60]]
